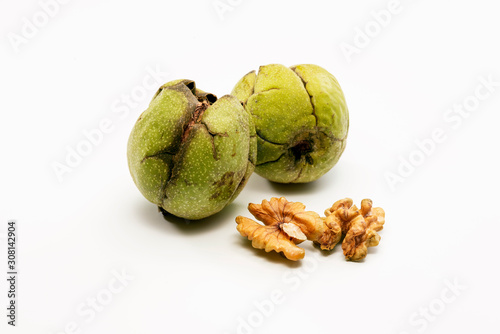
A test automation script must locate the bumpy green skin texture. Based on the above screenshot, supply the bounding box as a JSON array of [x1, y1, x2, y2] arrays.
[[231, 64, 349, 183], [128, 80, 256, 220]]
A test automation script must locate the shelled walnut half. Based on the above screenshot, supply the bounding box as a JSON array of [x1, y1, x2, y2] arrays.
[[324, 198, 385, 261], [235, 197, 323, 261]]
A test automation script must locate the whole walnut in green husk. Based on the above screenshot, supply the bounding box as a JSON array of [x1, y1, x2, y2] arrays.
[[127, 79, 257, 220], [232, 64, 349, 183]]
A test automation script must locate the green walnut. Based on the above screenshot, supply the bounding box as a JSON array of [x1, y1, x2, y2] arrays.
[[231, 64, 349, 183], [127, 79, 257, 220]]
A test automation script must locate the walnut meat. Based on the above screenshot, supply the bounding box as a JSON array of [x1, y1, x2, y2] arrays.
[[235, 216, 306, 261], [324, 198, 385, 261], [236, 197, 385, 262], [235, 197, 320, 261]]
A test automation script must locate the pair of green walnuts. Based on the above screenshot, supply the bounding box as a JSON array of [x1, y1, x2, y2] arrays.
[[127, 64, 349, 220]]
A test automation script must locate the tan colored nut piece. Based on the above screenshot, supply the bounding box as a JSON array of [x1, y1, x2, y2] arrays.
[[235, 197, 322, 261], [324, 198, 385, 261]]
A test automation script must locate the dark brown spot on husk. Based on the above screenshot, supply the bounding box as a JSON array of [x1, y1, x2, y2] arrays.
[[290, 140, 313, 162], [210, 171, 236, 200]]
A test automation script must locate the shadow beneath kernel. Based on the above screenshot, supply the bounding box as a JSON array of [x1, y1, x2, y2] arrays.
[[310, 242, 350, 262], [311, 242, 337, 258], [137, 200, 244, 235], [235, 237, 303, 269], [267, 179, 322, 195], [311, 241, 378, 263], [364, 245, 379, 259]]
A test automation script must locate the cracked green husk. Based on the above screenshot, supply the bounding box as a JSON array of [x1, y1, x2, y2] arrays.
[[231, 64, 349, 183], [127, 79, 257, 220]]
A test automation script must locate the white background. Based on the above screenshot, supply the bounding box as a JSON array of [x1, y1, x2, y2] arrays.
[[1, 0, 499, 333]]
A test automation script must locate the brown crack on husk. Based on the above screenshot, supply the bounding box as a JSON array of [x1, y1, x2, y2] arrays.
[[181, 100, 209, 142], [290, 66, 318, 127]]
